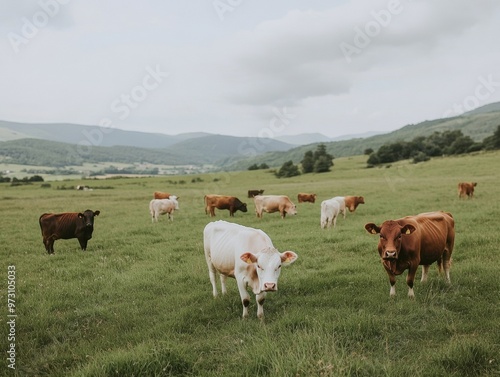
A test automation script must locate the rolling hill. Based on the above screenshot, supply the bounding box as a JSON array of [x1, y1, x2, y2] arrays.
[[0, 102, 499, 171]]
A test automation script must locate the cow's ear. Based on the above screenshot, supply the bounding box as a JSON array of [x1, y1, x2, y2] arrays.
[[401, 224, 416, 235], [280, 251, 298, 265], [240, 252, 258, 264], [78, 213, 84, 218], [365, 223, 380, 234], [93, 210, 100, 216]]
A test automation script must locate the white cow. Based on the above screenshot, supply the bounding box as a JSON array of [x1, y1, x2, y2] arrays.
[[149, 196, 179, 222], [203, 220, 298, 319], [320, 198, 341, 229], [331, 196, 347, 219]]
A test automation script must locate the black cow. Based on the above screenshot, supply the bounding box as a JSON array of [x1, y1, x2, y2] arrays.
[[39, 210, 100, 254], [248, 189, 264, 198]]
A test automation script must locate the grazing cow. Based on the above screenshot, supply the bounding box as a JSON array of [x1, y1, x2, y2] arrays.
[[297, 193, 317, 203], [253, 195, 297, 219], [458, 182, 477, 199], [344, 196, 365, 213], [365, 211, 455, 299], [203, 220, 298, 318], [39, 210, 100, 254], [248, 189, 264, 198], [149, 196, 179, 222], [204, 195, 248, 217], [330, 196, 347, 219], [154, 191, 177, 200], [320, 199, 341, 229]]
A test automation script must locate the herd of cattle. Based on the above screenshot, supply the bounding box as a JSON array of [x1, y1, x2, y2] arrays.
[[38, 182, 477, 318]]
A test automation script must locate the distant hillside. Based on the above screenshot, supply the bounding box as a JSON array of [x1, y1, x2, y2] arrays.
[[225, 105, 500, 170], [0, 134, 294, 167], [0, 121, 210, 148]]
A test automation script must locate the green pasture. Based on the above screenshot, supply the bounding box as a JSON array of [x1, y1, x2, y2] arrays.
[[1, 152, 499, 376]]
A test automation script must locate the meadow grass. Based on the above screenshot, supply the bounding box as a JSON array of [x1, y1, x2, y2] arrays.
[[1, 151, 499, 376]]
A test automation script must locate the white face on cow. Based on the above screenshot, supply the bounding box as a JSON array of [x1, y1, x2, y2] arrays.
[[241, 248, 298, 294], [286, 204, 297, 216]]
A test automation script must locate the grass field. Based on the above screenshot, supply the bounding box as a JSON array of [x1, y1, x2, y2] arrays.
[[1, 152, 499, 376]]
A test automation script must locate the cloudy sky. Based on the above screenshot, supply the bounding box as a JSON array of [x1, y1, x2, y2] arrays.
[[1, 0, 500, 139]]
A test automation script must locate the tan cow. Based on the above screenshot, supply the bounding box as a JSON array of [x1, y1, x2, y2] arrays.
[[297, 193, 317, 203], [154, 191, 178, 200], [458, 182, 477, 199], [253, 195, 297, 219], [204, 195, 247, 217], [365, 211, 455, 299], [344, 196, 365, 212]]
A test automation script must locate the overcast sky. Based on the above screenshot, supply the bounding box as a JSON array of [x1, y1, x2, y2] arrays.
[[1, 0, 500, 139]]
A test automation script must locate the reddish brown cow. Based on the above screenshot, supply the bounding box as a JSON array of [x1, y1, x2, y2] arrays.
[[204, 195, 248, 217], [297, 193, 317, 203], [248, 189, 264, 198], [154, 191, 178, 199], [365, 211, 455, 298], [458, 182, 477, 199], [39, 210, 100, 254], [344, 196, 365, 212]]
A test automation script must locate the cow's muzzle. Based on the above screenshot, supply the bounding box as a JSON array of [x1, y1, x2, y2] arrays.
[[383, 251, 397, 260], [263, 283, 277, 292]]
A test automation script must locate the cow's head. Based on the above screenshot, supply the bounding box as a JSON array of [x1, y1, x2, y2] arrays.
[[170, 196, 180, 210], [78, 210, 100, 228], [240, 248, 298, 294], [239, 202, 248, 212], [365, 220, 415, 260], [286, 203, 297, 215]]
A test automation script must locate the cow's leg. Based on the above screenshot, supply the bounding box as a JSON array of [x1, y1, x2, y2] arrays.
[[256, 292, 266, 319], [46, 237, 55, 254], [78, 238, 88, 251], [210, 207, 216, 217], [442, 252, 452, 284], [236, 278, 251, 318], [406, 265, 418, 299], [389, 274, 396, 297], [229, 207, 234, 217], [220, 274, 227, 295], [207, 263, 218, 297], [333, 214, 337, 228], [421, 265, 430, 283]]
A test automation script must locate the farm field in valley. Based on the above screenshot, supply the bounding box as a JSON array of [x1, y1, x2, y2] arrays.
[[1, 152, 499, 376]]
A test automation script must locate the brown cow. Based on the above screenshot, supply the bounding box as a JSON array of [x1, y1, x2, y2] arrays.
[[154, 191, 178, 199], [365, 211, 455, 299], [253, 195, 297, 219], [39, 210, 100, 254], [297, 193, 317, 203], [248, 189, 264, 198], [204, 195, 248, 217], [458, 182, 477, 199], [344, 196, 365, 212]]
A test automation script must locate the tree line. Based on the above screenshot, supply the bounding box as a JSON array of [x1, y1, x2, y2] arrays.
[[366, 126, 500, 166]]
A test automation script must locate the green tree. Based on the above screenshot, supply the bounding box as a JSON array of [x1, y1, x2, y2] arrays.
[[301, 151, 314, 173], [483, 125, 500, 150], [276, 160, 301, 178]]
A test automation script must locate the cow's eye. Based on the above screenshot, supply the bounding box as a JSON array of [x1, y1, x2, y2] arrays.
[[257, 264, 262, 270]]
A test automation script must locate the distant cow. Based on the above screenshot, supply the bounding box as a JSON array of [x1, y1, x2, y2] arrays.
[[365, 211, 455, 299], [344, 196, 365, 213], [154, 191, 179, 200], [458, 182, 477, 199], [150, 196, 179, 222], [75, 185, 92, 191], [253, 195, 297, 219], [39, 210, 100, 254], [203, 220, 298, 318], [320, 199, 341, 229], [297, 193, 317, 203], [204, 195, 247, 217], [248, 189, 264, 198]]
